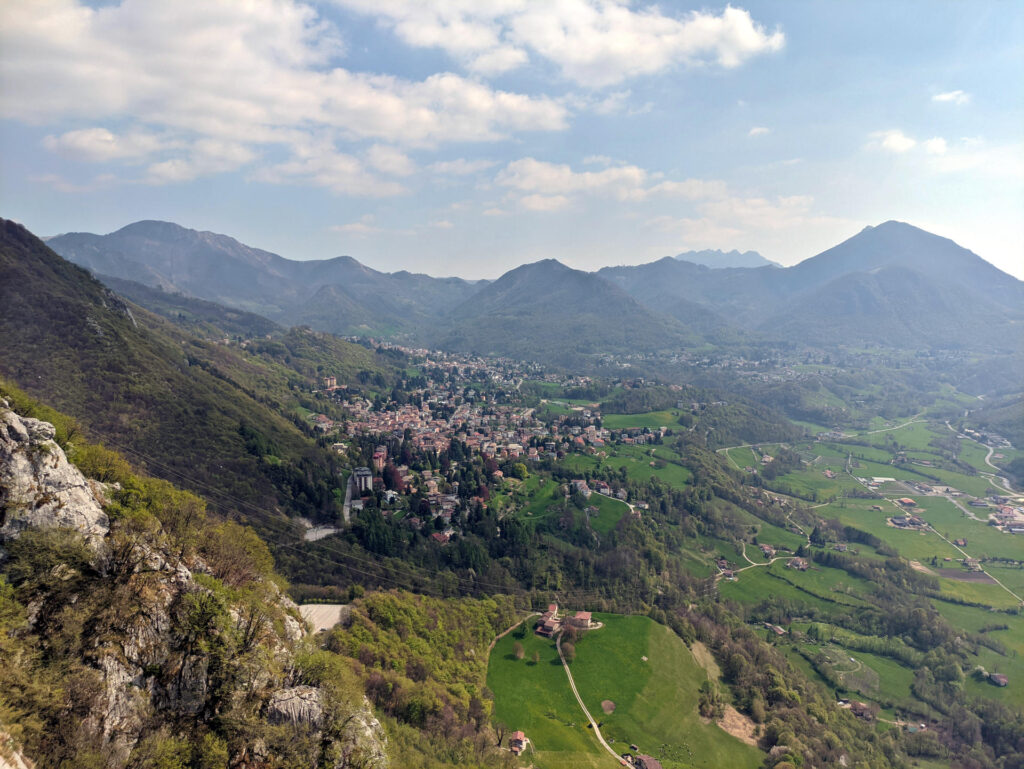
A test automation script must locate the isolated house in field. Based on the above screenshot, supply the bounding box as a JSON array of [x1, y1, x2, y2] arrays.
[[509, 731, 526, 754], [990, 673, 1009, 687], [568, 611, 593, 630], [787, 557, 809, 571], [635, 756, 664, 769]]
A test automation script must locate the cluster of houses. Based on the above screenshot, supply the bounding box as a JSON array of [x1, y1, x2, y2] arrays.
[[990, 501, 1024, 534], [534, 604, 596, 637], [889, 512, 927, 531]]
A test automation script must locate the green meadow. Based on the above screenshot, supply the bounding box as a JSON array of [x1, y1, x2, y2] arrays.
[[487, 614, 763, 769], [602, 410, 683, 429]]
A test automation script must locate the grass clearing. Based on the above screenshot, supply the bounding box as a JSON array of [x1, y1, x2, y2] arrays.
[[488, 614, 763, 769], [602, 410, 683, 429]]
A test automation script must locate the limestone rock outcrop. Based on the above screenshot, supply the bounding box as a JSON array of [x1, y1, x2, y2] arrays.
[[0, 400, 108, 546], [0, 403, 389, 769]]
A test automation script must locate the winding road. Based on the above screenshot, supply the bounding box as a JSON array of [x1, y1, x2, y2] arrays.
[[556, 631, 625, 766]]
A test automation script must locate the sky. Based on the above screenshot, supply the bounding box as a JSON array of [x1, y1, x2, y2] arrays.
[[1, 0, 1021, 279]]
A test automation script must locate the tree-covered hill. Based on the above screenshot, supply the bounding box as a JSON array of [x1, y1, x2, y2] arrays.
[[0, 218, 398, 528]]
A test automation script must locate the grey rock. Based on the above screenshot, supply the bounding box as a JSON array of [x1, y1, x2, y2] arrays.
[[267, 686, 324, 727], [335, 701, 389, 769], [0, 407, 109, 546]]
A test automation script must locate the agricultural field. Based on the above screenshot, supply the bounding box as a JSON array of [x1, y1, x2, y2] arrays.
[[587, 493, 631, 536], [602, 409, 684, 429], [560, 444, 694, 488], [487, 614, 763, 769]]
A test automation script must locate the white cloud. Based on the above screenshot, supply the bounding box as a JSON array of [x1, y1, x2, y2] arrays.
[[430, 219, 455, 229], [933, 89, 970, 105], [43, 127, 170, 162], [0, 0, 568, 190], [582, 155, 613, 165], [869, 129, 917, 153], [748, 126, 769, 137], [519, 193, 571, 211], [145, 139, 256, 183], [648, 193, 851, 255], [927, 139, 1024, 179], [495, 157, 726, 206], [867, 130, 1021, 179], [482, 207, 508, 216], [366, 144, 416, 176], [252, 141, 406, 196], [332, 1, 784, 87], [330, 214, 381, 235], [428, 158, 497, 175]]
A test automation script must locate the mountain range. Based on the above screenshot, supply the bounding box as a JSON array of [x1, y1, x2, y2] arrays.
[[48, 219, 1024, 357], [1, 218, 396, 530], [674, 248, 780, 268]]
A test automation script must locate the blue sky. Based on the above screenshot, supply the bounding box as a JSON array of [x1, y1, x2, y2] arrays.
[[1, 0, 1021, 278]]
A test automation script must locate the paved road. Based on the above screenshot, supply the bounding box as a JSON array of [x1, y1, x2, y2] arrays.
[[945, 421, 1019, 494], [859, 416, 925, 435], [927, 526, 1024, 605], [342, 473, 353, 523], [556, 632, 624, 766]]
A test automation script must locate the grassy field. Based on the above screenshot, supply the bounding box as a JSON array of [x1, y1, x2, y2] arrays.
[[602, 410, 683, 429], [588, 493, 631, 535], [488, 614, 763, 769], [559, 444, 693, 489]]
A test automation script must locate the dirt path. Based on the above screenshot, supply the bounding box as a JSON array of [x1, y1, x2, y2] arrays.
[[488, 612, 539, 654], [556, 632, 623, 766]]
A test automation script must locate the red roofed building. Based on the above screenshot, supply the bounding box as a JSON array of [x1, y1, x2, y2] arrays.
[[568, 610, 593, 630], [509, 731, 526, 754]]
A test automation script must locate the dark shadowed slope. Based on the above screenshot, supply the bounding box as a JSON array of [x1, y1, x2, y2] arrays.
[[433, 259, 699, 362], [1, 218, 394, 526]]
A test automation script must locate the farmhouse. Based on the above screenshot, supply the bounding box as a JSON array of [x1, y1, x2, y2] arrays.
[[850, 701, 875, 721], [990, 673, 1009, 687], [787, 557, 809, 571], [635, 756, 664, 769], [898, 498, 917, 507], [568, 611, 594, 630], [535, 603, 562, 637], [509, 730, 526, 754]]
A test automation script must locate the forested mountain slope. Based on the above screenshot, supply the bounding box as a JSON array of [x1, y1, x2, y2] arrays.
[[1, 218, 396, 529]]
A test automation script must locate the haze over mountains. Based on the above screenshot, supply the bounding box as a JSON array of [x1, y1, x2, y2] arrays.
[[674, 248, 780, 268], [48, 219, 1024, 359]]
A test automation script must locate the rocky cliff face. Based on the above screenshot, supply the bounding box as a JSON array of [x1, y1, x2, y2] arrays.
[[0, 400, 109, 546], [0, 400, 388, 769]]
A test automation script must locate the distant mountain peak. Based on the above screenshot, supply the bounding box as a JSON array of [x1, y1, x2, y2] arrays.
[[674, 248, 779, 269]]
